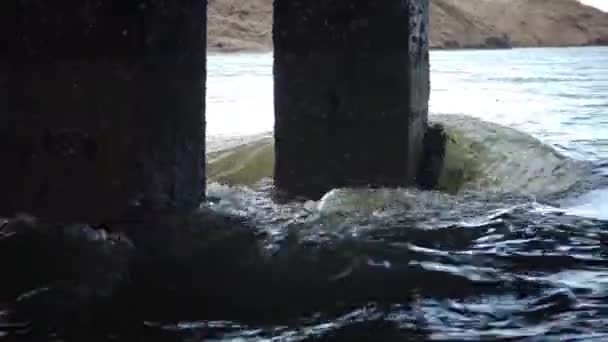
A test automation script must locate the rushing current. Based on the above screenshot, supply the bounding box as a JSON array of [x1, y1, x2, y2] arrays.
[[2, 47, 608, 341], [205, 47, 608, 341]]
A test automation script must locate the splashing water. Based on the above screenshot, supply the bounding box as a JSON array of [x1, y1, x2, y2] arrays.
[[2, 47, 608, 341]]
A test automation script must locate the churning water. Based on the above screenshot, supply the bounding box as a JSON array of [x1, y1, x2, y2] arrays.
[[206, 47, 608, 341], [206, 47, 608, 217], [2, 47, 608, 341]]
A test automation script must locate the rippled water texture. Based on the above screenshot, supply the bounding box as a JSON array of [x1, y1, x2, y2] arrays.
[[206, 47, 608, 341], [2, 47, 608, 341]]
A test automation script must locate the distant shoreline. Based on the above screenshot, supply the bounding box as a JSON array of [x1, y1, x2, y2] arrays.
[[208, 43, 608, 55], [208, 0, 608, 56]]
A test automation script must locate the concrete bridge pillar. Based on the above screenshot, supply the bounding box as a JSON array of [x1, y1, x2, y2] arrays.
[[0, 1, 207, 222], [273, 0, 430, 199]]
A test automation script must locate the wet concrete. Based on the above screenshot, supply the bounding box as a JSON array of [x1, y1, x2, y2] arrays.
[[273, 0, 430, 199], [0, 1, 207, 222]]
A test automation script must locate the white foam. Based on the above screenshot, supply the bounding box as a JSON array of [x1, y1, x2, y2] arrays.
[[565, 189, 608, 220]]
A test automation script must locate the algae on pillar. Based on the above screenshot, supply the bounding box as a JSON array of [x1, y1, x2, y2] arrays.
[[0, 1, 207, 222], [273, 0, 430, 199]]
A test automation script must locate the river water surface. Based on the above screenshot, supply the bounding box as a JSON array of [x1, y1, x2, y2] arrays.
[[204, 47, 608, 341], [4, 47, 608, 341], [207, 47, 608, 217]]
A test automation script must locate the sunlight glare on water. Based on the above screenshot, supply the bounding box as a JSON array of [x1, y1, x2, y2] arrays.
[[566, 189, 608, 220], [207, 47, 608, 163]]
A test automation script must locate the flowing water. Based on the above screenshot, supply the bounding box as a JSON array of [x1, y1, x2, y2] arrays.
[[205, 47, 608, 341], [3, 47, 608, 341]]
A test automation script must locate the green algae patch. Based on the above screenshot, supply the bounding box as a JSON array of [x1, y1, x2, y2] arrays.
[[207, 138, 274, 186]]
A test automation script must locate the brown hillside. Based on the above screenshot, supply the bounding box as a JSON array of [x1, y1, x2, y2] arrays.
[[207, 0, 608, 51]]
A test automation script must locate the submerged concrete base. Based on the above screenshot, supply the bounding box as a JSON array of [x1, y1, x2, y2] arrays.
[[0, 2, 207, 222], [273, 0, 430, 199]]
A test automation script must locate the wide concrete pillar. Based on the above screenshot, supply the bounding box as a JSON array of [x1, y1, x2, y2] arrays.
[[0, 1, 207, 222], [273, 0, 430, 199]]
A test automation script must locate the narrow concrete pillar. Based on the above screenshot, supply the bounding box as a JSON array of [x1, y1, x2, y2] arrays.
[[273, 0, 430, 199], [0, 1, 207, 222]]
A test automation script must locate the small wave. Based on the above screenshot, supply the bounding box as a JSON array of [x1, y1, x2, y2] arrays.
[[3, 115, 604, 342], [564, 189, 608, 220], [483, 76, 591, 83], [206, 114, 593, 199], [432, 114, 594, 198]]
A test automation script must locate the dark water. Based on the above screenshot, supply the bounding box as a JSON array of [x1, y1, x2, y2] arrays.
[[2, 47, 608, 341]]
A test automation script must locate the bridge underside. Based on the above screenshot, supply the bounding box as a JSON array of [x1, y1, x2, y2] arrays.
[[0, 0, 430, 222]]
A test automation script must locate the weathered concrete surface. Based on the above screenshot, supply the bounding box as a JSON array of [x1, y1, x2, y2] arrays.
[[0, 1, 207, 222], [273, 0, 430, 199]]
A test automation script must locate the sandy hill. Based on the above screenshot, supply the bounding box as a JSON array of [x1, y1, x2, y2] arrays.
[[431, 0, 608, 48], [207, 0, 608, 51]]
